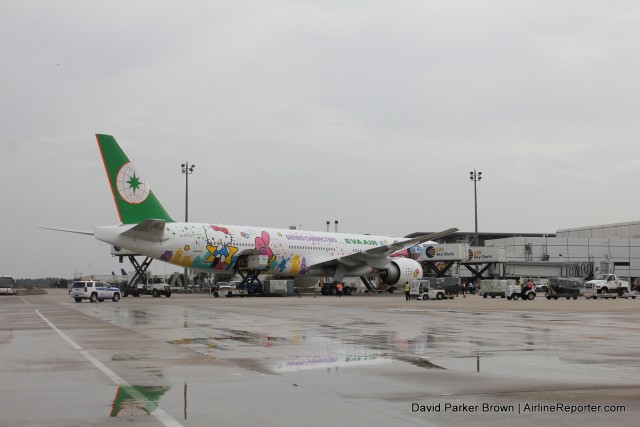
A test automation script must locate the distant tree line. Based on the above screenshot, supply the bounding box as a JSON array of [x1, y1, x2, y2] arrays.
[[16, 278, 69, 288]]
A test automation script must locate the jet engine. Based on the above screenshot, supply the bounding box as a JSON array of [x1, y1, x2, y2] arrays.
[[379, 257, 423, 286]]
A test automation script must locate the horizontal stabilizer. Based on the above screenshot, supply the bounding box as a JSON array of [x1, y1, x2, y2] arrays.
[[37, 226, 94, 236], [120, 219, 167, 242]]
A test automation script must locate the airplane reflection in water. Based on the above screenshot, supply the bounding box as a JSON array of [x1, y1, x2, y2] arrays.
[[168, 332, 391, 371], [110, 385, 171, 417]]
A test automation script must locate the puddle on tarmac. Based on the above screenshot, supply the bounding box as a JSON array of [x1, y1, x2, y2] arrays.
[[165, 327, 640, 384], [167, 331, 392, 372], [429, 353, 640, 383]]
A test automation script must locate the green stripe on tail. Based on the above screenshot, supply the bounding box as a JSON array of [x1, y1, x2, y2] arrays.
[[96, 134, 174, 224]]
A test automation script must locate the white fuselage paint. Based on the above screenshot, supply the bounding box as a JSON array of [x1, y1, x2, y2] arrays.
[[94, 222, 410, 277]]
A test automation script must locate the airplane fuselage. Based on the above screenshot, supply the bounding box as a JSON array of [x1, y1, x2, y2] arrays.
[[95, 222, 408, 277]]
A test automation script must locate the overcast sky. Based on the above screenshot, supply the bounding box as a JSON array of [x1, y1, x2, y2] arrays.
[[2, 1, 640, 279]]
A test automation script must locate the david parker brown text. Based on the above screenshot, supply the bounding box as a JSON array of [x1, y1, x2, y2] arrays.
[[412, 402, 625, 414]]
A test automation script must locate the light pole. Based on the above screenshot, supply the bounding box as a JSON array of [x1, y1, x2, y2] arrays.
[[181, 162, 195, 288], [182, 162, 195, 222], [469, 170, 482, 246]]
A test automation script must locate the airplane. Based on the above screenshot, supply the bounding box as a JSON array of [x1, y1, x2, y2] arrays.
[[44, 134, 458, 289]]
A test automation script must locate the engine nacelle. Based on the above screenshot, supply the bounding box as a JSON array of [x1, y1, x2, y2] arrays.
[[379, 258, 423, 286]]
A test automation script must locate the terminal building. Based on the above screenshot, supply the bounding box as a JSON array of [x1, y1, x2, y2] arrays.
[[415, 220, 640, 283]]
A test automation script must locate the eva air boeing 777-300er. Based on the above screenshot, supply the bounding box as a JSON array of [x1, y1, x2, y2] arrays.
[[44, 134, 457, 289]]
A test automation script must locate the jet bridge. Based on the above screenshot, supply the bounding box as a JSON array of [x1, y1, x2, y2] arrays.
[[460, 247, 507, 281], [411, 244, 506, 281], [413, 243, 470, 277]]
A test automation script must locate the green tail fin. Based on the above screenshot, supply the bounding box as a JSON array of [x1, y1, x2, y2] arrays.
[[96, 134, 174, 224]]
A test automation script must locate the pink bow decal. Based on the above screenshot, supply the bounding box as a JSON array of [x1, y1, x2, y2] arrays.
[[255, 231, 273, 258], [211, 225, 229, 234]]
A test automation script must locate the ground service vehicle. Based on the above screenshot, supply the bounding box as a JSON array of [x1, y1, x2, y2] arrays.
[[70, 280, 121, 303], [585, 274, 631, 296], [505, 281, 537, 300], [581, 282, 638, 299], [410, 278, 460, 300], [479, 279, 516, 298], [0, 276, 16, 295], [121, 276, 172, 297], [211, 281, 249, 297], [321, 281, 355, 295], [547, 277, 582, 300]]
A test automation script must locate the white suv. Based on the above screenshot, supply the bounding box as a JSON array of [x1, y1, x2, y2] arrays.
[[69, 281, 121, 303]]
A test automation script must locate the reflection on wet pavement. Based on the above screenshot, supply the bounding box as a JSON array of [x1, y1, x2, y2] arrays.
[[110, 385, 170, 417], [4, 292, 640, 426], [78, 300, 640, 384]]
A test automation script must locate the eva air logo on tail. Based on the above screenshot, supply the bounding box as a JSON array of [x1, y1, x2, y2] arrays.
[[97, 134, 174, 224], [116, 162, 150, 204]]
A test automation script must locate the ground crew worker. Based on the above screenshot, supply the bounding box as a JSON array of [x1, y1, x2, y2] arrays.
[[337, 282, 343, 297], [404, 281, 411, 301]]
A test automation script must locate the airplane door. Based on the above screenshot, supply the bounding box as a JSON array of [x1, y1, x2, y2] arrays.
[[193, 235, 204, 252]]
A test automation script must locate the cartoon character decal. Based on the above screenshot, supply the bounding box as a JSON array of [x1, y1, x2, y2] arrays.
[[255, 231, 274, 259], [291, 255, 302, 274], [410, 245, 423, 260], [276, 256, 290, 272], [204, 225, 239, 270], [391, 249, 409, 258], [299, 257, 310, 275], [159, 228, 313, 275]]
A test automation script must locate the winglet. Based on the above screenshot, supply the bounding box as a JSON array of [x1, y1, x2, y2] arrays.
[[96, 134, 174, 224]]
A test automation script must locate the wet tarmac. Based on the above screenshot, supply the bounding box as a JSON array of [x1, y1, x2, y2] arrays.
[[1, 290, 639, 426]]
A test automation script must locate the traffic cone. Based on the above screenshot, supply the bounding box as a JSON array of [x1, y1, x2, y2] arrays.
[[463, 291, 466, 298]]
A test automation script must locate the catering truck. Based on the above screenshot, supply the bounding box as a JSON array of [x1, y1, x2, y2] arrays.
[[479, 279, 516, 299]]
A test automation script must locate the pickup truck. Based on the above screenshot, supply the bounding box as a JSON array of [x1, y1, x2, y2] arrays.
[[70, 280, 121, 303], [211, 281, 248, 298], [121, 277, 172, 297], [585, 274, 631, 296]]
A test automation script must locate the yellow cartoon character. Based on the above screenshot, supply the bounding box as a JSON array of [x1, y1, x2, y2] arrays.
[[204, 225, 238, 269], [291, 255, 302, 274]]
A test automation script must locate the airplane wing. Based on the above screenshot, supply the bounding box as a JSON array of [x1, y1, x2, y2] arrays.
[[310, 227, 458, 273]]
